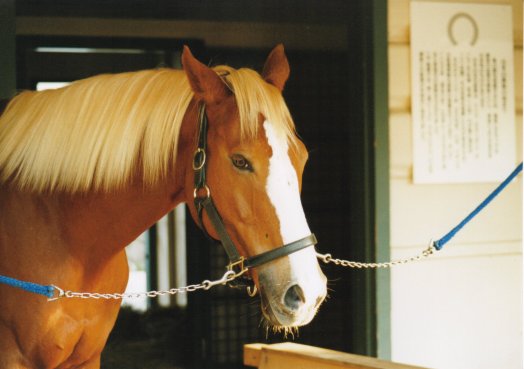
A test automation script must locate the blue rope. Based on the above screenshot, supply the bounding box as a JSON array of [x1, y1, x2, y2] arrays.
[[433, 162, 523, 250], [0, 274, 55, 298]]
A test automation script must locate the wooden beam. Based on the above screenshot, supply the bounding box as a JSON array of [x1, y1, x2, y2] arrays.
[[0, 0, 16, 99], [16, 16, 347, 51], [244, 343, 429, 369]]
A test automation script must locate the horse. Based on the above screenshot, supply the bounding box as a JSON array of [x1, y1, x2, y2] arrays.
[[0, 45, 327, 368]]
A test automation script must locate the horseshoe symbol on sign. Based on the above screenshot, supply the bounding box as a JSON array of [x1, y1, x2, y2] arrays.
[[447, 12, 479, 46]]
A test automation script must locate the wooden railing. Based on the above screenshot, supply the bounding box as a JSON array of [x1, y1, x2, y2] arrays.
[[244, 343, 429, 369]]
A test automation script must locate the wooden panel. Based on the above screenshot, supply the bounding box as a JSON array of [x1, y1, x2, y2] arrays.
[[390, 176, 522, 247], [390, 252, 522, 369], [392, 240, 521, 259], [389, 113, 412, 180], [388, 0, 410, 45], [388, 0, 522, 46], [388, 44, 411, 113], [388, 45, 523, 113], [244, 343, 429, 369]]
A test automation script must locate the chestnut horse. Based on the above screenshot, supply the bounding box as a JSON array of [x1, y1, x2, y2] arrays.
[[0, 45, 327, 368]]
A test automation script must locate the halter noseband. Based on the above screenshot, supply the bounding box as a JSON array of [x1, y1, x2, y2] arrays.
[[192, 104, 318, 274]]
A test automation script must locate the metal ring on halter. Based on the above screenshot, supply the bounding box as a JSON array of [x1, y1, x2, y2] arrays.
[[247, 284, 258, 297], [192, 148, 206, 171], [193, 185, 210, 199]]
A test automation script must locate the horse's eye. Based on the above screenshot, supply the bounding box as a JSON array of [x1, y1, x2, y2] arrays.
[[231, 154, 253, 172]]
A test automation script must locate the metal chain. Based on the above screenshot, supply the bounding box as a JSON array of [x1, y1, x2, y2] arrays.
[[49, 265, 248, 301], [48, 242, 438, 301], [316, 241, 437, 269]]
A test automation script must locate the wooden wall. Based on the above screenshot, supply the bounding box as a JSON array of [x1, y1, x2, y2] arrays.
[[387, 1, 522, 368]]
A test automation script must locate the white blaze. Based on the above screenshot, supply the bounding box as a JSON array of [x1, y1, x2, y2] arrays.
[[263, 121, 320, 290]]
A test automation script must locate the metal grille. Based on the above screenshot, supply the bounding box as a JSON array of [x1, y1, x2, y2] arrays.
[[207, 245, 260, 367]]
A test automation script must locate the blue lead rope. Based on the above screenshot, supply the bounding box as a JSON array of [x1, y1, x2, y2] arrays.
[[433, 162, 523, 250], [0, 274, 55, 298], [0, 162, 522, 299]]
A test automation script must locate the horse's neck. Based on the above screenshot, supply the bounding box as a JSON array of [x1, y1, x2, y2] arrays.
[[65, 182, 186, 259], [0, 101, 197, 282], [0, 177, 185, 275], [40, 105, 198, 260]]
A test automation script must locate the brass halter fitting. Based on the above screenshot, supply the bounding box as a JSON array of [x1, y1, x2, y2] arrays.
[[192, 148, 206, 171], [227, 257, 248, 278]]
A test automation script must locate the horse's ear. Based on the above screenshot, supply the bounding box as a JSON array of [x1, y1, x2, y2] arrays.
[[262, 44, 290, 92], [182, 46, 229, 104]]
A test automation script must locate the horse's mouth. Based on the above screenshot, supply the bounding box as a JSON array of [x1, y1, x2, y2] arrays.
[[259, 287, 322, 329]]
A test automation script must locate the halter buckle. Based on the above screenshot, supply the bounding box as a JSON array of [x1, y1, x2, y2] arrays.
[[227, 257, 249, 278]]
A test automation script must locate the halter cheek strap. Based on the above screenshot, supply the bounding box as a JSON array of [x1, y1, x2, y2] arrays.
[[192, 104, 317, 272]]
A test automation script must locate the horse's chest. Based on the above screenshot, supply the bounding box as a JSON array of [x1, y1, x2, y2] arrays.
[[32, 301, 120, 368]]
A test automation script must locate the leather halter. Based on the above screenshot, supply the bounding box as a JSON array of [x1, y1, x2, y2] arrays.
[[192, 104, 317, 273]]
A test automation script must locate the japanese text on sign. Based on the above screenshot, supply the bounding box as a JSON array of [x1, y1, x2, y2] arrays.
[[411, 2, 515, 183]]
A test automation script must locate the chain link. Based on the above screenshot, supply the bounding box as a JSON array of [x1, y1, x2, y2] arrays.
[[316, 241, 436, 269], [49, 266, 247, 301]]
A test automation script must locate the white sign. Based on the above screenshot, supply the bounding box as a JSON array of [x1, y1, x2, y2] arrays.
[[411, 2, 515, 183]]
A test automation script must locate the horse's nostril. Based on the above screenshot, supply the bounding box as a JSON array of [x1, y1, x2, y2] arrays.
[[284, 284, 306, 311]]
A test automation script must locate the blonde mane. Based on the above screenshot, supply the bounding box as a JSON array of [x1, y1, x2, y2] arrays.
[[0, 65, 295, 193]]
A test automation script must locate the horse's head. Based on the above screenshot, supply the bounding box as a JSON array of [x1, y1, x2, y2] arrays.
[[181, 45, 327, 328]]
